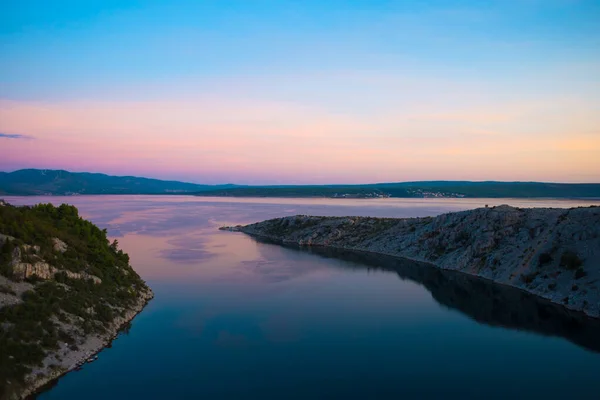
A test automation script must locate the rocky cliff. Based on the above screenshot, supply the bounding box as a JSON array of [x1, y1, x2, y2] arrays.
[[0, 202, 153, 399], [229, 205, 600, 317]]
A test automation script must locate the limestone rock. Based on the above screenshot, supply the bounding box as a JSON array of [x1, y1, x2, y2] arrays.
[[12, 262, 56, 280], [23, 244, 41, 254], [53, 238, 68, 253], [10, 261, 102, 284]]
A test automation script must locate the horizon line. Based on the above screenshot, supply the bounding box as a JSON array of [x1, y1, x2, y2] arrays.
[[1, 168, 600, 186]]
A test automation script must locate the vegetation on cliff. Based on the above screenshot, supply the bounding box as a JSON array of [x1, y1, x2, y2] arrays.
[[0, 202, 151, 399]]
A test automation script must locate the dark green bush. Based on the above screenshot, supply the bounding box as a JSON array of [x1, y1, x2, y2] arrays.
[[574, 268, 587, 280], [456, 231, 470, 243], [560, 251, 583, 270], [538, 252, 553, 266], [521, 271, 539, 285], [0, 284, 15, 295]]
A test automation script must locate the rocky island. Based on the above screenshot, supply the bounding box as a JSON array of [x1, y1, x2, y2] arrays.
[[0, 201, 153, 400], [224, 205, 600, 318]]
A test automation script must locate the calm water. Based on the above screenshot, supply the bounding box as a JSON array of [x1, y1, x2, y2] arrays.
[[5, 196, 600, 399]]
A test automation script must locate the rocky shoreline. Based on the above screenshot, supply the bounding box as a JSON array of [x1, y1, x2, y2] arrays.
[[0, 202, 154, 400], [20, 288, 154, 400], [224, 205, 600, 318]]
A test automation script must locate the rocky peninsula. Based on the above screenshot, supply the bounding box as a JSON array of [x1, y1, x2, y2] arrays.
[[224, 205, 600, 318], [0, 202, 153, 400]]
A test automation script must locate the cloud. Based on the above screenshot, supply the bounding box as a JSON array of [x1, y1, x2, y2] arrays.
[[0, 133, 33, 140]]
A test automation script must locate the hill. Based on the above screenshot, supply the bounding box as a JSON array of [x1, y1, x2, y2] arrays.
[[0, 169, 237, 196], [0, 201, 153, 399]]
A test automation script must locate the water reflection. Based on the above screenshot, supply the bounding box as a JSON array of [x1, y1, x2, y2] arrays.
[[258, 239, 600, 353], [8, 195, 597, 400]]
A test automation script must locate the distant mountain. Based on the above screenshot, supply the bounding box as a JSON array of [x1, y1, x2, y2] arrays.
[[1, 169, 599, 198], [0, 169, 237, 195]]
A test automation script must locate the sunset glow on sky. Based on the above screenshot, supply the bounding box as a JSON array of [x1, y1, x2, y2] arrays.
[[1, 0, 599, 184]]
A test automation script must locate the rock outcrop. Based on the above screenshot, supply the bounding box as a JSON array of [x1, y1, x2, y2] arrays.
[[52, 238, 68, 253], [12, 262, 55, 280], [8, 246, 102, 284], [10, 262, 102, 284], [233, 205, 600, 317]]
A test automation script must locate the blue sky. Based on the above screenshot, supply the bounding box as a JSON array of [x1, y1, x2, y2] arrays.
[[1, 0, 599, 183], [3, 0, 599, 101]]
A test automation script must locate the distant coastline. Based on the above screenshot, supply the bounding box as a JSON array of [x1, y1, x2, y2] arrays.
[[2, 169, 600, 199]]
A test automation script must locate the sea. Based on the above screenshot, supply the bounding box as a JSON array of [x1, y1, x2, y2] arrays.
[[5, 196, 600, 399]]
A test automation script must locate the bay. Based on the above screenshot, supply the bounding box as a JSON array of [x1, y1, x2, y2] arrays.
[[5, 196, 600, 399]]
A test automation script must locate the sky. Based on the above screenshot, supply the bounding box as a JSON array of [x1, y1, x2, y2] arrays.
[[1, 0, 599, 184]]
